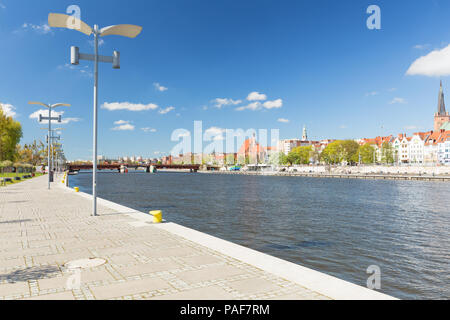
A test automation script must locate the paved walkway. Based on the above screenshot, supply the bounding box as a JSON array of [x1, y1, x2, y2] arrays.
[[0, 175, 332, 300]]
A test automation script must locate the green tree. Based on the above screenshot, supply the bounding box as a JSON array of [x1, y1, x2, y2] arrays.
[[286, 151, 299, 165], [358, 144, 376, 164], [341, 140, 360, 164], [321, 141, 343, 164], [381, 142, 394, 164], [290, 146, 313, 165], [268, 152, 288, 165], [17, 144, 34, 164], [320, 140, 359, 165], [0, 107, 23, 162], [225, 154, 236, 165], [0, 160, 13, 175]]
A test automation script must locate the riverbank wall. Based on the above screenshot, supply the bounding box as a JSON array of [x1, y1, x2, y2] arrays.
[[201, 165, 450, 182]]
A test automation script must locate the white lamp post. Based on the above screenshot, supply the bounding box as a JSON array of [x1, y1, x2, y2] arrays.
[[29, 102, 70, 189], [48, 13, 142, 216], [41, 127, 65, 177]]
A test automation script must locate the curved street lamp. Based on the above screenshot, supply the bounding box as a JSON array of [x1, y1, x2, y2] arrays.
[[29, 102, 70, 189], [48, 13, 142, 216]]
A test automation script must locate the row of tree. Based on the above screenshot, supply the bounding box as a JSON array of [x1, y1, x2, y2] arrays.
[[1, 105, 54, 167], [277, 140, 395, 166], [0, 106, 22, 162]]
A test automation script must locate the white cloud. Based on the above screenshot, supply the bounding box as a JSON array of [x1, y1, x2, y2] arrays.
[[114, 120, 129, 125], [413, 44, 430, 50], [339, 125, 348, 129], [204, 127, 225, 141], [0, 2, 6, 9], [58, 63, 92, 77], [61, 118, 82, 124], [205, 127, 224, 135], [277, 118, 289, 123], [112, 120, 135, 131], [388, 88, 397, 92], [19, 22, 52, 35], [153, 82, 168, 92], [263, 99, 283, 109], [141, 127, 157, 133], [102, 102, 159, 112], [159, 106, 175, 114], [247, 92, 267, 101], [404, 125, 418, 130], [0, 103, 17, 118], [29, 109, 81, 124], [213, 98, 242, 109], [174, 132, 191, 139], [236, 102, 262, 111], [365, 91, 378, 96], [406, 44, 450, 77], [389, 97, 407, 104]]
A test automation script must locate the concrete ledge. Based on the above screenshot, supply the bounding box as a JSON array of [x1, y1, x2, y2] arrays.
[[61, 177, 396, 300]]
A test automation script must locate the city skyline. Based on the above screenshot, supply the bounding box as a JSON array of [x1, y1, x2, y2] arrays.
[[2, 0, 450, 160]]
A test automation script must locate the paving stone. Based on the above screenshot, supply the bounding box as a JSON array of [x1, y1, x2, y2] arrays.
[[150, 285, 235, 300], [227, 277, 282, 295], [0, 175, 328, 300], [90, 277, 171, 299], [176, 265, 246, 284], [115, 261, 182, 277], [22, 291, 75, 300], [0, 282, 30, 296]]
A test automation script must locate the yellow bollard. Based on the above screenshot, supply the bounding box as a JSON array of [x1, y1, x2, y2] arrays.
[[150, 210, 163, 223], [74, 187, 79, 192]]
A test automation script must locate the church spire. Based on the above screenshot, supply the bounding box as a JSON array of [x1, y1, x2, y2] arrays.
[[302, 125, 308, 141], [438, 80, 446, 115]]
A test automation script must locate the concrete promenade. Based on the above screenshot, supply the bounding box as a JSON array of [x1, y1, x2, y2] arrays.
[[0, 175, 394, 300]]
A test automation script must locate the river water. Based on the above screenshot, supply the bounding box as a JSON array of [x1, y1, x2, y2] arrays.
[[69, 171, 450, 300]]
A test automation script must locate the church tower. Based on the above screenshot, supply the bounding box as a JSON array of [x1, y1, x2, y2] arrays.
[[434, 81, 450, 131], [302, 125, 308, 141]]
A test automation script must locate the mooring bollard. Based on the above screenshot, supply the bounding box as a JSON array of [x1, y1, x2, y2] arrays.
[[74, 187, 79, 192], [149, 210, 163, 223]]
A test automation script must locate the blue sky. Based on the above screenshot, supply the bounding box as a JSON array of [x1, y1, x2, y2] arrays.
[[1, 0, 450, 160]]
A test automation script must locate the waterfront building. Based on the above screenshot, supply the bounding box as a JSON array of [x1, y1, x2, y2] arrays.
[[435, 81, 450, 131], [409, 134, 426, 164], [277, 139, 301, 155], [237, 136, 266, 164], [393, 134, 410, 164], [437, 131, 450, 165], [161, 155, 173, 165], [421, 131, 438, 165], [359, 136, 395, 163]]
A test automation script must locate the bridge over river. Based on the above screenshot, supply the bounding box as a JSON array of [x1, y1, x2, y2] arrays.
[[68, 164, 220, 173]]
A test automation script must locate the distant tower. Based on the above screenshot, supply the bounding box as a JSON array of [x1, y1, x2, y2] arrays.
[[434, 81, 450, 131], [302, 125, 308, 141]]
